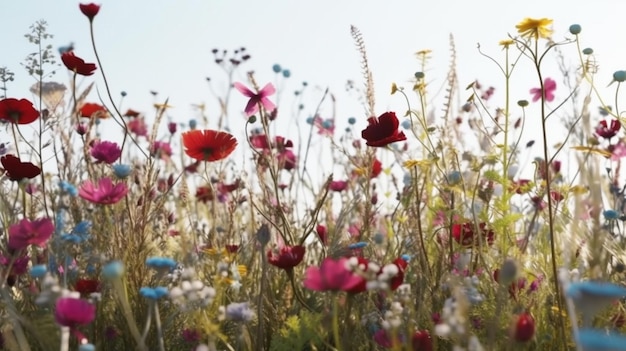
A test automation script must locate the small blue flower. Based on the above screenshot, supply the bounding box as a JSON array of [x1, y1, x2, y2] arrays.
[[221, 302, 255, 322], [120, 91, 127, 97], [59, 181, 78, 197], [322, 120, 333, 129], [401, 120, 411, 130], [569, 24, 582, 35], [577, 329, 626, 350], [347, 242, 368, 250], [306, 116, 314, 125], [582, 48, 593, 55], [348, 117, 356, 125], [139, 286, 169, 300], [272, 64, 282, 73], [282, 69, 291, 78], [146, 257, 177, 271], [401, 254, 411, 262], [604, 210, 620, 220], [614, 71, 626, 83], [447, 171, 462, 185], [373, 233, 385, 244], [414, 72, 425, 79], [30, 264, 47, 278], [73, 221, 92, 236], [112, 164, 132, 179], [188, 119, 197, 129], [102, 260, 125, 279]]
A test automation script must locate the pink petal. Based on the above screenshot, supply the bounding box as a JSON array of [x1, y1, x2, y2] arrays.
[[260, 97, 276, 113], [244, 99, 259, 116], [544, 78, 556, 90], [233, 82, 255, 98], [259, 83, 276, 97]]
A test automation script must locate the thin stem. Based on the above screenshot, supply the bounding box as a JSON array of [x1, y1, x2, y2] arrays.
[[332, 293, 342, 351]]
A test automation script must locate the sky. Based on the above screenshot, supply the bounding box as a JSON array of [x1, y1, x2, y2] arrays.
[[2, 0, 626, 195]]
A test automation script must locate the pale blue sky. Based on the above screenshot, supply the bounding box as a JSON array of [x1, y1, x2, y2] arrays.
[[2, 0, 626, 189]]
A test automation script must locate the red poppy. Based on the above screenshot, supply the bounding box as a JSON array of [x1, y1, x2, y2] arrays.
[[123, 108, 141, 118], [195, 186, 214, 203], [0, 98, 40, 125], [1, 155, 41, 181], [79, 3, 101, 21], [61, 52, 97, 76], [225, 245, 239, 254], [361, 112, 407, 147], [267, 245, 305, 270], [371, 158, 382, 178], [451, 222, 495, 247], [389, 257, 408, 290], [512, 312, 535, 342], [596, 119, 621, 139], [80, 103, 108, 119], [74, 278, 101, 295], [316, 224, 328, 245], [182, 129, 237, 162]]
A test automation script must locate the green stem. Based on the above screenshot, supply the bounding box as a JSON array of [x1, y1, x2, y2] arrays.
[[332, 293, 342, 351]]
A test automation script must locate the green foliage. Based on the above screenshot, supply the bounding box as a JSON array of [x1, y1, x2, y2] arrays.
[[269, 311, 325, 351]]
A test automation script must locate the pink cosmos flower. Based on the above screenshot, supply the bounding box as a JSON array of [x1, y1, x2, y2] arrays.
[[55, 297, 96, 328], [530, 77, 556, 102], [234, 82, 276, 116], [329, 180, 349, 192], [150, 141, 173, 159], [128, 117, 148, 137], [8, 217, 54, 251], [303, 257, 363, 292], [90, 140, 121, 164], [277, 149, 297, 170], [78, 177, 128, 205]]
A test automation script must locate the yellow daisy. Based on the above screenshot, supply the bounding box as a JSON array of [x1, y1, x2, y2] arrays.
[[499, 39, 515, 48], [516, 18, 553, 39]]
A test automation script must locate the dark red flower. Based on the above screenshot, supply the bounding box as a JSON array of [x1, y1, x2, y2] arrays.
[[411, 330, 433, 351], [345, 257, 368, 294], [596, 119, 621, 139], [277, 149, 297, 170], [0, 98, 40, 125], [79, 3, 101, 21], [225, 244, 239, 254], [195, 186, 214, 203], [74, 278, 101, 295], [361, 112, 407, 147], [1, 155, 41, 181], [267, 245, 305, 269], [451, 222, 495, 247], [316, 224, 328, 245], [61, 52, 97, 76], [371, 158, 382, 178], [512, 312, 535, 342], [123, 108, 141, 118], [389, 257, 408, 290], [182, 129, 237, 162], [80, 103, 108, 118], [510, 179, 531, 194]]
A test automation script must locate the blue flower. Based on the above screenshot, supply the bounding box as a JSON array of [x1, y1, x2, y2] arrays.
[[348, 117, 356, 125], [577, 329, 626, 350], [401, 254, 411, 262], [102, 260, 125, 279], [139, 286, 169, 300], [30, 264, 47, 278], [582, 48, 594, 55], [347, 242, 368, 250], [78, 344, 96, 351], [401, 120, 411, 130], [604, 210, 619, 220], [282, 69, 291, 78], [272, 64, 282, 73], [112, 164, 132, 179], [447, 171, 462, 185], [220, 302, 255, 322], [59, 181, 78, 197], [188, 119, 197, 129], [306, 116, 314, 125], [569, 24, 582, 35], [146, 257, 177, 271]]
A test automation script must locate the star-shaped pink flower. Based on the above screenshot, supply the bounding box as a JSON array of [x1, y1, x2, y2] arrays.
[[233, 82, 276, 116], [530, 77, 556, 102]]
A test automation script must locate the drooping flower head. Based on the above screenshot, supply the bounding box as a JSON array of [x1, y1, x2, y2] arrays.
[[79, 3, 101, 21], [1, 154, 41, 181], [233, 82, 276, 116], [516, 18, 553, 39], [530, 78, 556, 102], [0, 98, 40, 124], [361, 112, 407, 147], [78, 177, 128, 205], [8, 217, 54, 251], [90, 140, 121, 164], [80, 103, 108, 119], [182, 129, 237, 162], [61, 52, 97, 76], [267, 245, 305, 270]]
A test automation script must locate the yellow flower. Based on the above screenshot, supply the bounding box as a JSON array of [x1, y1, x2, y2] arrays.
[[516, 18, 553, 39], [391, 83, 398, 95], [403, 159, 431, 169], [415, 49, 432, 57], [154, 102, 174, 110], [499, 39, 515, 48]]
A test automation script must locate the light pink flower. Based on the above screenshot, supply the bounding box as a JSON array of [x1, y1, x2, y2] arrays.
[[78, 177, 128, 205], [55, 297, 96, 327], [303, 257, 363, 292], [530, 77, 556, 102], [612, 141, 626, 161], [90, 140, 121, 164], [8, 218, 54, 251], [234, 82, 276, 116]]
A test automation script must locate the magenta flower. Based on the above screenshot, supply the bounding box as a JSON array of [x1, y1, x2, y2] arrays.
[[233, 82, 276, 116], [530, 77, 556, 102], [150, 140, 173, 159], [303, 257, 363, 292], [90, 140, 121, 164], [329, 180, 348, 192], [8, 218, 54, 251], [55, 297, 96, 327], [78, 177, 128, 205]]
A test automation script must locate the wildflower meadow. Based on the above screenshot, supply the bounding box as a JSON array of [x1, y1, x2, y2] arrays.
[[3, 4, 626, 351]]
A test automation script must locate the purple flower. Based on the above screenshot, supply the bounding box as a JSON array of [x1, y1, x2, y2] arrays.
[[90, 140, 121, 164], [78, 177, 128, 205], [55, 297, 96, 327], [8, 217, 54, 251]]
